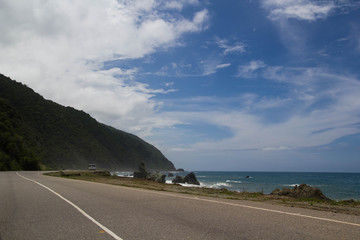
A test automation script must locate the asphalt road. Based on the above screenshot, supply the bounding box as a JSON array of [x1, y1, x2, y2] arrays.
[[1, 172, 360, 240]]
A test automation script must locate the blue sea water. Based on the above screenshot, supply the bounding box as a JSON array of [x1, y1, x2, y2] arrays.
[[168, 171, 360, 200], [114, 171, 360, 200]]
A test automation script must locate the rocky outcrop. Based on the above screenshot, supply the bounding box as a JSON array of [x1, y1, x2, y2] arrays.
[[133, 162, 148, 179], [156, 174, 166, 183], [184, 172, 200, 185], [271, 184, 329, 200], [133, 162, 166, 183], [172, 172, 200, 185], [147, 172, 166, 183], [172, 175, 186, 184]]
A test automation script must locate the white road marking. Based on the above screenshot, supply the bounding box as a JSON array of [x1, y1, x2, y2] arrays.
[[107, 182, 360, 228], [189, 195, 360, 227], [20, 172, 360, 229], [16, 172, 123, 240]]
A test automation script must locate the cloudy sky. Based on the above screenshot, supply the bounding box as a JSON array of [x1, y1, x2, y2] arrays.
[[1, 0, 360, 172]]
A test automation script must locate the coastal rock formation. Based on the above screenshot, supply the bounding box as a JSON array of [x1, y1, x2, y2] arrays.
[[184, 172, 200, 185], [172, 175, 186, 184], [133, 162, 148, 179], [155, 174, 166, 183], [172, 172, 200, 185], [133, 162, 166, 183], [271, 184, 329, 200], [147, 171, 166, 183]]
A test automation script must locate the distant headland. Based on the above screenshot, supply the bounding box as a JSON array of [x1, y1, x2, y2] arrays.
[[0, 73, 175, 171]]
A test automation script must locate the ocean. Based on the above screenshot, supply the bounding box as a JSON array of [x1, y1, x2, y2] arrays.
[[114, 171, 360, 200]]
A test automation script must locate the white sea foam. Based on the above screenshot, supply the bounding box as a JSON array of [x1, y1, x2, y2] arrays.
[[165, 180, 203, 187], [226, 180, 242, 184], [208, 182, 231, 188], [283, 184, 300, 187], [114, 172, 133, 178], [179, 183, 202, 188], [284, 184, 314, 187]]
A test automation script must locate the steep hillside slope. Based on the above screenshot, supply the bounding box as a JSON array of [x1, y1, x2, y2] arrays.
[[0, 74, 175, 171]]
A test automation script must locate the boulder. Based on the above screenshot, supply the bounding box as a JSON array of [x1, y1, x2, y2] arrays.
[[172, 172, 200, 185], [155, 174, 166, 183], [147, 172, 166, 183], [271, 184, 329, 200], [133, 162, 148, 179], [172, 175, 185, 184], [168, 173, 174, 177], [133, 170, 147, 179], [184, 172, 200, 185]]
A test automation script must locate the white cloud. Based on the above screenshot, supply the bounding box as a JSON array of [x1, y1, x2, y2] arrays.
[[215, 37, 246, 55], [237, 60, 267, 78], [262, 146, 293, 151], [262, 0, 335, 21], [259, 0, 360, 54], [223, 45, 246, 55], [162, 0, 200, 10], [215, 63, 231, 69], [159, 66, 360, 155], [164, 81, 175, 87], [199, 58, 230, 76], [0, 0, 209, 136]]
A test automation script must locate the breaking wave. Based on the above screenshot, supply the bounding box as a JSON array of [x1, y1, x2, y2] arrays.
[[226, 180, 242, 184]]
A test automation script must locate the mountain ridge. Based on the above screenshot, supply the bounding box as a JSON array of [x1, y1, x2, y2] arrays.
[[0, 73, 175, 171]]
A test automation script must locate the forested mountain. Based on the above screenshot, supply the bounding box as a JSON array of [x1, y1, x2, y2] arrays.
[[0, 74, 175, 171]]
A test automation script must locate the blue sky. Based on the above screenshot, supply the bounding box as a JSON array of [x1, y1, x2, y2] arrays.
[[1, 0, 359, 171]]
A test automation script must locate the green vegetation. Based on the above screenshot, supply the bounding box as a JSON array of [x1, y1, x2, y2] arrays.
[[0, 74, 175, 171], [0, 99, 41, 170]]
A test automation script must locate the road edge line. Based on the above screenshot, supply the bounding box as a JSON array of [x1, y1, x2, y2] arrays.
[[16, 172, 123, 240]]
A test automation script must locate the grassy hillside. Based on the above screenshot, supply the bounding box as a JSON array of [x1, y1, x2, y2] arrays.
[[0, 74, 175, 171]]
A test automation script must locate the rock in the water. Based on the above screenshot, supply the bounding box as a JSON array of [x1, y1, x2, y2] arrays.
[[172, 175, 185, 184], [184, 172, 200, 185], [172, 172, 200, 185], [168, 173, 174, 177], [271, 184, 329, 200]]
